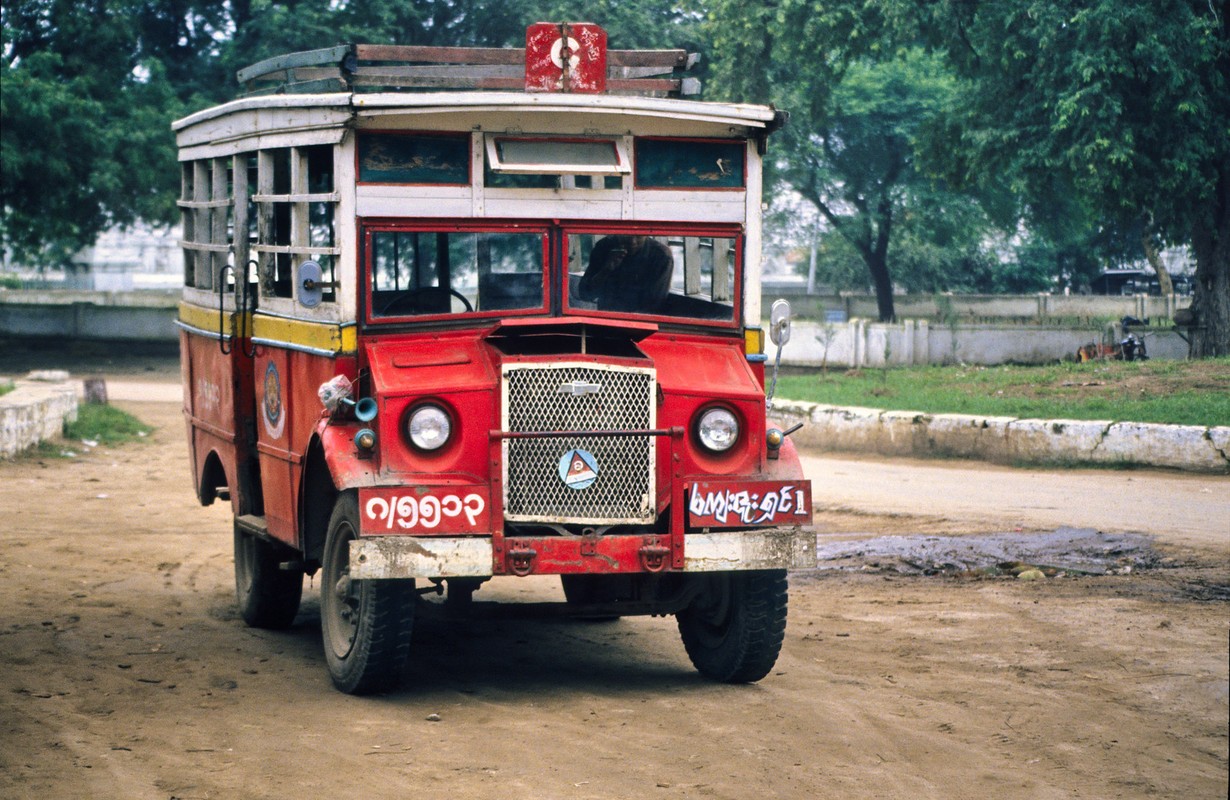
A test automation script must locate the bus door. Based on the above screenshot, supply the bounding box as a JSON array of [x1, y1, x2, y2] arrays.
[[179, 155, 260, 515]]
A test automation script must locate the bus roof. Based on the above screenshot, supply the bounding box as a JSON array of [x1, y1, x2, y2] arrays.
[[173, 91, 781, 134]]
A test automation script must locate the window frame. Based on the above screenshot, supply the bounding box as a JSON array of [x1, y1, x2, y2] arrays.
[[485, 135, 631, 176], [360, 219, 553, 327], [252, 145, 341, 305], [633, 136, 748, 191], [561, 223, 743, 330], [356, 131, 473, 186]]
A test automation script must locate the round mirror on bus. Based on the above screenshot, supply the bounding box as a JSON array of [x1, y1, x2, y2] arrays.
[[298, 260, 324, 308], [769, 299, 792, 347]]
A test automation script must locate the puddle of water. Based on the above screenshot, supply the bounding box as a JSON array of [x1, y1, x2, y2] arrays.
[[813, 527, 1160, 576]]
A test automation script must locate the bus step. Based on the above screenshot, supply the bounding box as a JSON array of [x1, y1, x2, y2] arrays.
[[235, 514, 268, 537]]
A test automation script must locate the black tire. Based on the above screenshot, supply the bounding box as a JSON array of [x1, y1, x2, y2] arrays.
[[234, 523, 302, 629], [676, 570, 788, 683], [320, 492, 415, 695]]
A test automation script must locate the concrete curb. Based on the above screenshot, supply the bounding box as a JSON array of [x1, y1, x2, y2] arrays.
[[770, 400, 1230, 474], [0, 374, 79, 458]]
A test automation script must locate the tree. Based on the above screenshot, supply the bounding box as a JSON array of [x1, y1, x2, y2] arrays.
[[911, 0, 1230, 356], [2, 0, 698, 268], [1, 0, 184, 267], [704, 3, 1004, 321]]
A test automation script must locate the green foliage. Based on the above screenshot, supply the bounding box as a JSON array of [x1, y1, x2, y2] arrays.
[[0, 0, 702, 267], [776, 358, 1230, 427], [65, 403, 154, 446], [910, 0, 1230, 354], [1, 1, 184, 267], [704, 3, 1009, 319]]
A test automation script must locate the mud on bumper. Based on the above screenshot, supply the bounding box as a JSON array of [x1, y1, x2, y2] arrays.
[[349, 528, 816, 580]]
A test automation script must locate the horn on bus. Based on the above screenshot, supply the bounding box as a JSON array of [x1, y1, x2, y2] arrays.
[[354, 397, 378, 422]]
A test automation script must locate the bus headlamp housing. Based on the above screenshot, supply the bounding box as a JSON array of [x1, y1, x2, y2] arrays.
[[405, 404, 452, 452], [695, 406, 739, 453]]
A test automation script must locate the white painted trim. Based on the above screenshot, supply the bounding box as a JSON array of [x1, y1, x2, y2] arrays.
[[173, 94, 352, 131], [682, 529, 815, 572], [349, 536, 494, 579], [335, 130, 358, 320], [353, 92, 777, 127], [742, 142, 764, 327]]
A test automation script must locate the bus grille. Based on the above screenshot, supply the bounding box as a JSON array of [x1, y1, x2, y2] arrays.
[[503, 363, 656, 524]]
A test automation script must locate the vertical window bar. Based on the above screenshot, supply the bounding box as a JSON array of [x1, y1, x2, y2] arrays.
[[256, 151, 275, 297], [211, 157, 229, 290], [193, 161, 212, 290]]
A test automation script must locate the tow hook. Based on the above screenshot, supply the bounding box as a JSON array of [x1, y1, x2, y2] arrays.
[[639, 536, 669, 572], [507, 545, 538, 576]]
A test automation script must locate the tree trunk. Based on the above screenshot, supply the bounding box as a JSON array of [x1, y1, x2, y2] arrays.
[[867, 251, 896, 322], [1187, 246, 1229, 357], [869, 197, 896, 322], [1141, 229, 1174, 297], [1187, 169, 1230, 358]]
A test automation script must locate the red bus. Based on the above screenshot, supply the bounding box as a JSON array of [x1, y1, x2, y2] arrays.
[[176, 25, 812, 693]]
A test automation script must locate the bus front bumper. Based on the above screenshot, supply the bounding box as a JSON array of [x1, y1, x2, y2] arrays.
[[349, 529, 816, 580]]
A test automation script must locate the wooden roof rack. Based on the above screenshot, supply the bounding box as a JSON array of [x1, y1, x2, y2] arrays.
[[237, 43, 702, 98]]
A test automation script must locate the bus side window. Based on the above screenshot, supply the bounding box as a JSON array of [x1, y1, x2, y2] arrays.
[[180, 157, 232, 291], [254, 145, 339, 304]]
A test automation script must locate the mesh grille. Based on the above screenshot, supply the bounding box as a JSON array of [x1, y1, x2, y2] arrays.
[[503, 363, 656, 523]]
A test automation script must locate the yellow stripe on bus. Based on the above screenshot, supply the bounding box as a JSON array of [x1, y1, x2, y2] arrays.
[[179, 301, 356, 355], [178, 301, 247, 337], [252, 314, 357, 355]]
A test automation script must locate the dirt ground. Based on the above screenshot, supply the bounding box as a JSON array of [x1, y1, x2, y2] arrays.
[[1, 350, 1227, 800]]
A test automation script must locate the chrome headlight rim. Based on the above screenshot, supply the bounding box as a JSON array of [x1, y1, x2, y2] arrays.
[[405, 402, 453, 452], [694, 405, 740, 454]]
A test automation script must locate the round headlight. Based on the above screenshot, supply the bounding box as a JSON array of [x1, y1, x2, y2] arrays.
[[696, 407, 739, 453], [407, 404, 452, 451]]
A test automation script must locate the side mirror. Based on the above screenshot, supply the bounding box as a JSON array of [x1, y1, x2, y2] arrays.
[[298, 260, 324, 308], [770, 299, 792, 347], [765, 299, 792, 409]]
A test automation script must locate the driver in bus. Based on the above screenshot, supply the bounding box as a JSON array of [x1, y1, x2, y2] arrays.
[[578, 234, 673, 313]]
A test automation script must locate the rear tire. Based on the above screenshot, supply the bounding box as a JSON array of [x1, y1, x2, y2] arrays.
[[320, 492, 415, 695], [234, 523, 302, 629], [676, 570, 788, 683]]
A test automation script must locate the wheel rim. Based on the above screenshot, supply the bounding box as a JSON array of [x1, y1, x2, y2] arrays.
[[322, 519, 361, 659]]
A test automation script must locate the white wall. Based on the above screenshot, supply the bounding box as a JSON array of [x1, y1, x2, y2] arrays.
[[771, 319, 1188, 367]]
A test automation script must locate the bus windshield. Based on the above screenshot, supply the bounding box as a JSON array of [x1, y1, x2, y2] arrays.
[[565, 232, 737, 322], [364, 225, 739, 324], [367, 228, 546, 319]]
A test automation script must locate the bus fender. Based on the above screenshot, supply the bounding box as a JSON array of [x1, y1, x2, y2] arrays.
[[759, 436, 806, 482], [316, 420, 381, 490]]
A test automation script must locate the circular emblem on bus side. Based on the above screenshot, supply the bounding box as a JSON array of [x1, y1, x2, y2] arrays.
[[262, 361, 285, 439], [558, 448, 599, 490]]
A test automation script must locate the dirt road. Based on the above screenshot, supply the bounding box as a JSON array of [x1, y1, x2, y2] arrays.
[[1, 378, 1226, 799]]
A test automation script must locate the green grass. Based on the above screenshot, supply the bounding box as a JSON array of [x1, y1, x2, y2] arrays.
[[25, 404, 152, 459], [775, 358, 1230, 427], [66, 403, 154, 445]]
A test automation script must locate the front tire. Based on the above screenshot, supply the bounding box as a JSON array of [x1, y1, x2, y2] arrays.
[[320, 492, 416, 695], [676, 570, 788, 683], [234, 523, 302, 629]]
